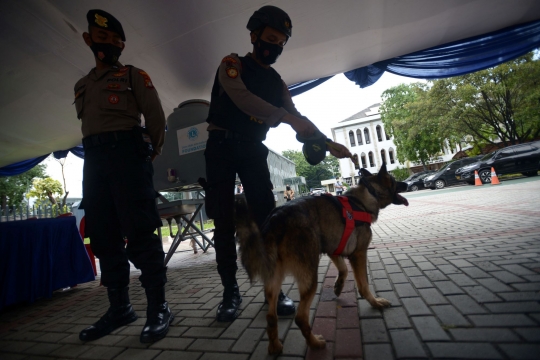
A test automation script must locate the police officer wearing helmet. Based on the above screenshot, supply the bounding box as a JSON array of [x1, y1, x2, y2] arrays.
[[75, 10, 173, 343], [204, 5, 351, 322]]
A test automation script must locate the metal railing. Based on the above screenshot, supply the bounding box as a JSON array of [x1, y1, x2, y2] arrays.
[[1, 204, 73, 222]]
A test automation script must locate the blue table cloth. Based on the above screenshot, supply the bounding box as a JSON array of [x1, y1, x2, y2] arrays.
[[0, 217, 95, 309]]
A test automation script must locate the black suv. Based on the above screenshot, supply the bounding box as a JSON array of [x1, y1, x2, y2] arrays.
[[456, 142, 540, 184], [423, 156, 483, 190]]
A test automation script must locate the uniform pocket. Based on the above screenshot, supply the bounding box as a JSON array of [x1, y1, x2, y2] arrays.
[[101, 85, 128, 111]]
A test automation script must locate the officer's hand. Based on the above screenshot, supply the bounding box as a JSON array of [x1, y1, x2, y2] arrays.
[[283, 114, 317, 138], [327, 142, 352, 159]]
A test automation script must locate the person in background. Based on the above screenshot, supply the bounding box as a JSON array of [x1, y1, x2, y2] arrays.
[[335, 177, 344, 195], [284, 185, 295, 201]]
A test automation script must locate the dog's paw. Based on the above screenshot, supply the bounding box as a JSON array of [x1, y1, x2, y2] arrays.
[[371, 297, 391, 309], [334, 279, 344, 297], [268, 341, 283, 355], [308, 334, 326, 349]]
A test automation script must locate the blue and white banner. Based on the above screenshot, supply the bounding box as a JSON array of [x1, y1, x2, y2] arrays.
[[176, 123, 208, 156]]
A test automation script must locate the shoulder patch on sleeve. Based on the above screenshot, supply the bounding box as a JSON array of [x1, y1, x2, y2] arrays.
[[138, 70, 155, 89], [226, 67, 239, 79], [222, 56, 237, 64]]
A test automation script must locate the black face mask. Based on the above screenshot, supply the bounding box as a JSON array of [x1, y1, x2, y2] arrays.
[[254, 38, 283, 65], [90, 42, 122, 65]]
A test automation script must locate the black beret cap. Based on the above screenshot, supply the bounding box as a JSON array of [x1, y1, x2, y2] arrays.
[[87, 9, 126, 41]]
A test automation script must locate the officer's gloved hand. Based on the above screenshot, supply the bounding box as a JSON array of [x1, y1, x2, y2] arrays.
[[327, 141, 352, 159]]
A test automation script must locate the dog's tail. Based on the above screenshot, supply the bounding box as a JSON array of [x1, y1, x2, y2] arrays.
[[235, 196, 273, 283]]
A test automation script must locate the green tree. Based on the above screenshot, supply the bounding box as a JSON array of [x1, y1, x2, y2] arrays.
[[425, 52, 540, 147], [27, 177, 64, 206], [380, 83, 445, 170], [282, 150, 339, 189], [54, 157, 70, 210], [0, 164, 46, 209]]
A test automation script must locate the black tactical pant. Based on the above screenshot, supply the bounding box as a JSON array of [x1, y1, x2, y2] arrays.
[[204, 135, 275, 278], [82, 132, 166, 289]]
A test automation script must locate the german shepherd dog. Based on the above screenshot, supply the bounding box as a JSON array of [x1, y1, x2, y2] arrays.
[[235, 164, 409, 354]]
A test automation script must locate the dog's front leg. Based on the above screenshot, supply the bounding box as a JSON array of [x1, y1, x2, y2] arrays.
[[349, 250, 391, 309], [329, 255, 348, 296]]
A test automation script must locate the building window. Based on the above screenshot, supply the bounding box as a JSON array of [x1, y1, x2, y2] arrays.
[[328, 184, 335, 192], [381, 149, 387, 164], [389, 148, 395, 164], [356, 129, 363, 145], [376, 125, 383, 142], [348, 130, 356, 147], [364, 128, 371, 144], [368, 151, 375, 167], [360, 153, 367, 168]]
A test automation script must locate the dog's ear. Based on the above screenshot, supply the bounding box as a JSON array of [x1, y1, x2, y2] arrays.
[[377, 163, 388, 179], [360, 168, 373, 177]]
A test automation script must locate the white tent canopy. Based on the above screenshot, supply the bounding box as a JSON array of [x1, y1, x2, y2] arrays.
[[1, 0, 539, 168]]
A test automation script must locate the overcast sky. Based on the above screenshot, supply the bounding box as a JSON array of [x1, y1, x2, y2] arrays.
[[44, 72, 423, 198]]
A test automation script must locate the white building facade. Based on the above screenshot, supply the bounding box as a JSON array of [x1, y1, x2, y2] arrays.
[[331, 103, 459, 186]]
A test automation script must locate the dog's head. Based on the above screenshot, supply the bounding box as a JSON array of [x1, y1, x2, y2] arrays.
[[359, 164, 409, 208]]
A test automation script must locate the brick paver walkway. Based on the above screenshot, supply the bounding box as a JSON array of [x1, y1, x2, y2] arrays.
[[1, 177, 539, 359]]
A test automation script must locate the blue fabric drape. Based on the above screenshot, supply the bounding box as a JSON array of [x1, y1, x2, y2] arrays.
[[53, 145, 85, 160], [288, 76, 334, 97], [288, 19, 540, 93], [0, 145, 85, 177], [0, 154, 50, 177], [344, 19, 540, 88]]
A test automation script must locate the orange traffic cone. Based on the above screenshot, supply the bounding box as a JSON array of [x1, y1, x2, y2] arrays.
[[490, 167, 500, 185], [474, 170, 483, 186]]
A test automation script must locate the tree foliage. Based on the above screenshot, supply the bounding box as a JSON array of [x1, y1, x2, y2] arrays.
[[425, 53, 540, 147], [389, 166, 410, 182], [380, 52, 540, 165], [27, 177, 64, 206], [380, 83, 445, 170], [0, 164, 46, 209], [282, 150, 339, 189]]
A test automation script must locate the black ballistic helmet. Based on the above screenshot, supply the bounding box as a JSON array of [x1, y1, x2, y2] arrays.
[[246, 5, 292, 38]]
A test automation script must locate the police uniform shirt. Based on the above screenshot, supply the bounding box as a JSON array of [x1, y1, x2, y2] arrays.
[[74, 64, 166, 154], [207, 53, 304, 132]]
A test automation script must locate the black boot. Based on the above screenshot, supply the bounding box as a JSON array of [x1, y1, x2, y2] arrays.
[[140, 286, 174, 343], [216, 278, 242, 322], [79, 287, 138, 341], [277, 290, 296, 316]]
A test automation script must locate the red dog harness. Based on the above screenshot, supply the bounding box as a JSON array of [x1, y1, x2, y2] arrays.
[[333, 196, 372, 255]]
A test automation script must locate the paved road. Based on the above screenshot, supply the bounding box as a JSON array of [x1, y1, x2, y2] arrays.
[[1, 177, 539, 359]]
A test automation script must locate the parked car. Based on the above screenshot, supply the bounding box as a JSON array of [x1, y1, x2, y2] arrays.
[[406, 172, 435, 191], [309, 188, 327, 196], [455, 142, 540, 184], [403, 170, 433, 183], [424, 156, 483, 190]]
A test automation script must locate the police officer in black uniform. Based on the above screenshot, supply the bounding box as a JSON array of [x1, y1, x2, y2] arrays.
[[75, 10, 173, 343], [204, 6, 351, 322]]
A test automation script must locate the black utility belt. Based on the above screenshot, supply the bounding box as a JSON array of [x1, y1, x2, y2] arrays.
[[209, 130, 259, 142], [83, 130, 135, 148]]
